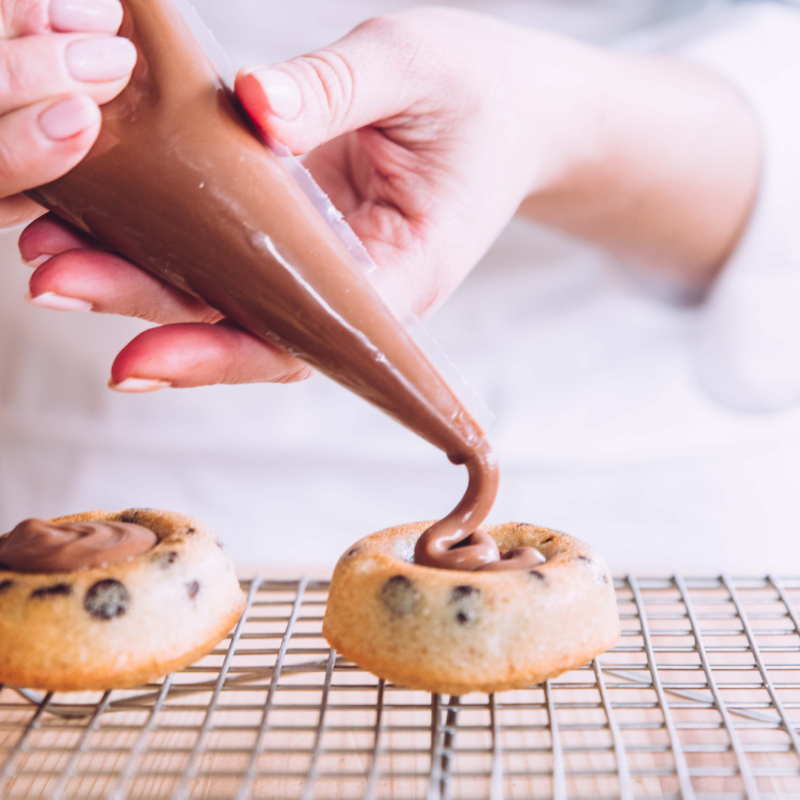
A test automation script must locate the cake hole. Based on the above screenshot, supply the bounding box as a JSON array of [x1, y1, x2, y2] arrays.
[[530, 570, 545, 581], [451, 535, 474, 550], [0, 579, 15, 593]]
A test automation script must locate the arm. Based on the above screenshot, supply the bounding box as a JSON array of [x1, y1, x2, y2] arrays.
[[517, 46, 759, 291]]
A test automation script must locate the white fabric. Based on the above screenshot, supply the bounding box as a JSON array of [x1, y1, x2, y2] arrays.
[[2, 1, 800, 574], [675, 4, 800, 410]]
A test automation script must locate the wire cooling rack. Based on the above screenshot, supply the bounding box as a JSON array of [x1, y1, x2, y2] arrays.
[[2, 576, 800, 799]]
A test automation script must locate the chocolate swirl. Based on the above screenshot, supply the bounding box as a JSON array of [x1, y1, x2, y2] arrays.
[[414, 444, 545, 571], [0, 520, 157, 573]]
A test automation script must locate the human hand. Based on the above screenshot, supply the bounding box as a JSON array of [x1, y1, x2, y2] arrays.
[[0, 0, 135, 228], [21, 7, 592, 391], [20, 7, 759, 392]]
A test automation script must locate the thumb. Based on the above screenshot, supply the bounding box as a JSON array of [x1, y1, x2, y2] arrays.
[[234, 16, 428, 154]]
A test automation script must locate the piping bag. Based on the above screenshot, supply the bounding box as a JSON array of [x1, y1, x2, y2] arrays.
[[26, 0, 532, 571]]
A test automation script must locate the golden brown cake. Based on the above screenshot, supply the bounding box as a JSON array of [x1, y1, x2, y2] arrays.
[[323, 522, 619, 695], [0, 508, 246, 691]]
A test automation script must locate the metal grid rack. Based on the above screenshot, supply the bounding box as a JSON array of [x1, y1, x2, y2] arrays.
[[2, 575, 800, 799]]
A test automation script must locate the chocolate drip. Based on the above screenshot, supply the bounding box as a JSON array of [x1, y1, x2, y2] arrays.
[[414, 444, 500, 569], [26, 0, 540, 571], [0, 520, 157, 573]]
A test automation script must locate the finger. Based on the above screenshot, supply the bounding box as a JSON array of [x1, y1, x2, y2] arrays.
[[109, 322, 313, 391], [0, 33, 136, 116], [19, 210, 100, 263], [0, 192, 44, 227], [1, 0, 122, 37], [234, 13, 438, 154], [27, 246, 221, 323], [0, 94, 100, 196]]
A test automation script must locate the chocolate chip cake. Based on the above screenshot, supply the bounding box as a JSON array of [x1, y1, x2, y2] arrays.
[[0, 508, 245, 691], [323, 521, 620, 695]]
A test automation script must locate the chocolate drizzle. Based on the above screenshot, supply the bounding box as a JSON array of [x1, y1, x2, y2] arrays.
[[26, 0, 541, 571]]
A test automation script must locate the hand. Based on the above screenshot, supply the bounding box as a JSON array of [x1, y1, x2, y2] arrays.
[[21, 8, 590, 391], [20, 7, 759, 393], [0, 0, 135, 228]]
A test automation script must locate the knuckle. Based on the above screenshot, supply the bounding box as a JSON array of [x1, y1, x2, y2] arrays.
[[1, 0, 49, 37], [0, 194, 40, 228], [0, 132, 28, 187], [276, 363, 314, 384], [0, 43, 32, 101], [357, 14, 429, 77], [295, 48, 356, 131]]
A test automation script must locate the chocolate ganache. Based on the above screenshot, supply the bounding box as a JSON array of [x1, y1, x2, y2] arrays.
[[0, 520, 157, 573], [26, 0, 541, 571]]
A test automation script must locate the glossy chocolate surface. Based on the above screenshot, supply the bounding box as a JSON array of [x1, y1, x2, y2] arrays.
[[0, 519, 157, 573]]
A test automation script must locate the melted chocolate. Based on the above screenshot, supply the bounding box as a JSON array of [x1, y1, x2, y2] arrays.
[[27, 0, 540, 571], [0, 519, 157, 573]]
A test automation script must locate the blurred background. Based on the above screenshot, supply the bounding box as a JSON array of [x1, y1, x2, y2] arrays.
[[2, 0, 799, 574]]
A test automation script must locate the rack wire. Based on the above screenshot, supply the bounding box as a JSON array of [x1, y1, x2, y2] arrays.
[[2, 575, 800, 799]]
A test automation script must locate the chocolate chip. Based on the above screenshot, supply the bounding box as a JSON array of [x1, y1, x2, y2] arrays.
[[151, 550, 178, 569], [346, 547, 360, 558], [576, 555, 592, 564], [542, 536, 554, 544], [31, 583, 72, 599], [187, 580, 200, 599], [84, 579, 129, 620], [602, 574, 609, 584], [530, 570, 545, 581], [380, 575, 420, 617], [0, 579, 15, 593], [118, 511, 141, 524], [186, 527, 196, 536], [449, 585, 480, 626]]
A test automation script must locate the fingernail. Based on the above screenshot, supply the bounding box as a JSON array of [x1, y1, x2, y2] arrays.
[[110, 377, 172, 393], [50, 0, 123, 33], [66, 36, 136, 82], [22, 254, 52, 268], [26, 291, 92, 311], [38, 95, 98, 140], [248, 69, 302, 120]]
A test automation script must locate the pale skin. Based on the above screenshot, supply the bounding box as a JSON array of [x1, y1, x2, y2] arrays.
[[4, 1, 761, 391]]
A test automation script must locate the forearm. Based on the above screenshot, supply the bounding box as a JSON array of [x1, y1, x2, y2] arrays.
[[519, 43, 761, 290]]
